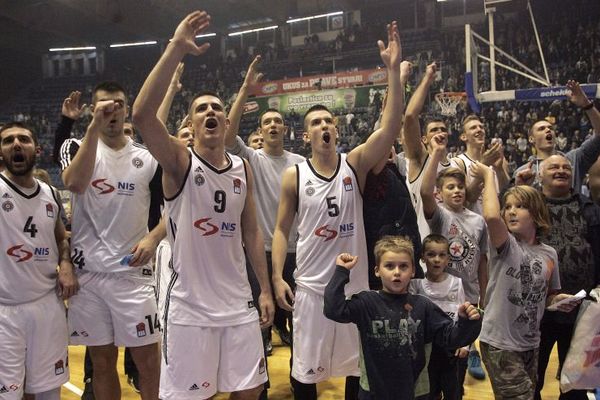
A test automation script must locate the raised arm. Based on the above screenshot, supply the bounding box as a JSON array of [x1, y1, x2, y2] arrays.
[[156, 62, 184, 125], [324, 254, 361, 324], [473, 162, 509, 249], [225, 55, 264, 149], [404, 63, 437, 164], [420, 133, 447, 219], [132, 11, 211, 187], [347, 21, 403, 188], [53, 91, 86, 164], [271, 166, 298, 311], [371, 61, 413, 175], [61, 100, 117, 193], [241, 161, 275, 328], [567, 80, 600, 136]]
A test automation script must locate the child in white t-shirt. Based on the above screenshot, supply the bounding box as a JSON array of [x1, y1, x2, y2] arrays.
[[410, 234, 467, 400]]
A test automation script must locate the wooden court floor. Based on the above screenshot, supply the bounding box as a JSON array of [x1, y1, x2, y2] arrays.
[[62, 336, 566, 399]]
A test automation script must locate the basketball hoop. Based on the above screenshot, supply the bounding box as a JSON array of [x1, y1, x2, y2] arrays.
[[435, 92, 467, 116]]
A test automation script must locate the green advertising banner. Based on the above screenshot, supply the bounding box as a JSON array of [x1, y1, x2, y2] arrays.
[[243, 85, 386, 115]]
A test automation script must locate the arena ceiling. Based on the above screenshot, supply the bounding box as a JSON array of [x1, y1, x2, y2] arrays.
[[0, 0, 383, 54]]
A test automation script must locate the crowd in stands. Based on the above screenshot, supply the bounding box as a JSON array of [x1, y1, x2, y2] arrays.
[[1, 0, 599, 189]]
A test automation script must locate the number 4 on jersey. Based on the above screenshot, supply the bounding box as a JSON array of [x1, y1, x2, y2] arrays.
[[23, 216, 38, 238]]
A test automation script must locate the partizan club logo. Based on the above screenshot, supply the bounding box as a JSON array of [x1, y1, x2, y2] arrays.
[[2, 200, 14, 212]]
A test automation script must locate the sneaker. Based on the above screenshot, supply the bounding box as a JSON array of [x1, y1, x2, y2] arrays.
[[266, 340, 273, 356], [127, 373, 141, 393], [81, 379, 94, 400], [467, 350, 486, 380]]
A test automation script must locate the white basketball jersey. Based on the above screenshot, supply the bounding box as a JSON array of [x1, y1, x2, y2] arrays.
[[64, 138, 158, 282], [0, 174, 60, 305], [164, 150, 257, 327], [407, 154, 454, 241], [295, 155, 369, 296]]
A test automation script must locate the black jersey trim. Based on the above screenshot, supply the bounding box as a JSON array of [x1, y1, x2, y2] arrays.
[[192, 148, 233, 174], [306, 154, 341, 182], [162, 269, 179, 365], [409, 154, 450, 184], [164, 152, 192, 202], [48, 183, 61, 209], [295, 164, 300, 213], [0, 174, 41, 199], [242, 158, 249, 183], [409, 153, 428, 184]]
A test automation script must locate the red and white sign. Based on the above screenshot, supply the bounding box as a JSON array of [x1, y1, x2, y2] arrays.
[[249, 68, 388, 96]]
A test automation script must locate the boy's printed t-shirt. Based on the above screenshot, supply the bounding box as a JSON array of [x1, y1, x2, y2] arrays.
[[427, 205, 488, 304], [480, 234, 560, 351]]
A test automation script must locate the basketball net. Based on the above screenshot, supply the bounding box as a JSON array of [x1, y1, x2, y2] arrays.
[[435, 92, 467, 116]]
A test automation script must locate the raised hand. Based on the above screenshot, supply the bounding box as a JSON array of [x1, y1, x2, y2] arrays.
[[400, 60, 413, 81], [171, 11, 212, 56], [90, 100, 122, 129], [425, 62, 438, 83], [515, 160, 535, 186], [482, 142, 503, 166], [170, 63, 185, 92], [469, 161, 491, 182], [430, 132, 448, 154], [336, 253, 358, 270], [243, 55, 264, 90], [458, 302, 481, 320], [378, 21, 401, 71], [566, 80, 591, 108], [62, 91, 86, 120]]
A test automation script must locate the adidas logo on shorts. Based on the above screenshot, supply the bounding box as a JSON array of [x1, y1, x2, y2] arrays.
[[70, 331, 79, 337], [0, 386, 8, 393], [189, 384, 200, 391], [307, 369, 315, 375]]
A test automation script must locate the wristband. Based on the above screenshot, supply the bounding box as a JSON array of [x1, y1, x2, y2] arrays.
[[583, 102, 595, 111]]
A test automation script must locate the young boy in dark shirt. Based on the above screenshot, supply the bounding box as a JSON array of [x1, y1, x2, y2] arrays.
[[324, 236, 482, 400]]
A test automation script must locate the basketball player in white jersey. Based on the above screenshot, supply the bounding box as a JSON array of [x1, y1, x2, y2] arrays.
[[452, 115, 509, 215], [403, 63, 458, 243], [60, 81, 165, 400], [0, 122, 78, 400], [133, 10, 275, 400], [270, 22, 404, 399]]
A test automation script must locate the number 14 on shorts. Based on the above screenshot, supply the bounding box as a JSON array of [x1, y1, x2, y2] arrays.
[[136, 313, 161, 337]]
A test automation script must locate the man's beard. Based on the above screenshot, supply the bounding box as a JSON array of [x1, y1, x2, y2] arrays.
[[4, 154, 36, 176]]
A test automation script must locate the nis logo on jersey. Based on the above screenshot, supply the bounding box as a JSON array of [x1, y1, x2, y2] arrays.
[[6, 244, 50, 262], [91, 178, 136, 196], [194, 217, 237, 237], [314, 222, 355, 242]]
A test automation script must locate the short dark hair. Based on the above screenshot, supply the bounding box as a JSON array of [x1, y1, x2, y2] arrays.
[[188, 91, 223, 116], [423, 116, 446, 135], [259, 108, 283, 126], [303, 104, 332, 130], [528, 119, 552, 137], [422, 234, 449, 253], [92, 81, 127, 104], [0, 121, 38, 146]]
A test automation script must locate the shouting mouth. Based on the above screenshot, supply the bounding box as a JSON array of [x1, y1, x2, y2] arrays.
[[322, 132, 330, 143], [205, 118, 218, 130]]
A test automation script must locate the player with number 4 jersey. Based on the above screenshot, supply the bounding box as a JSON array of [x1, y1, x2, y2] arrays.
[[1, 122, 78, 400]]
